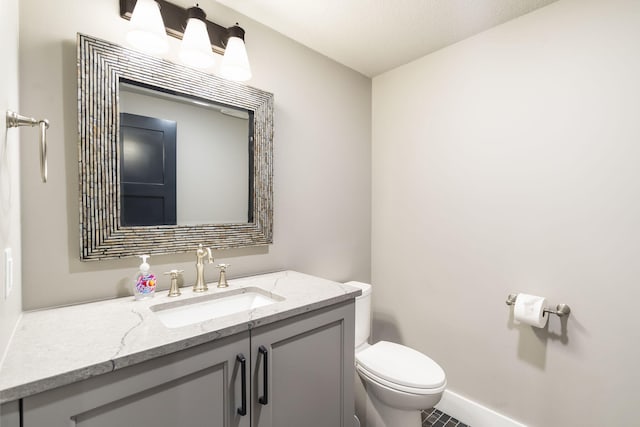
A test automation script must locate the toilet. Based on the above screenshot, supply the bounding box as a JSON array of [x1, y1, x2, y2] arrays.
[[347, 281, 446, 427]]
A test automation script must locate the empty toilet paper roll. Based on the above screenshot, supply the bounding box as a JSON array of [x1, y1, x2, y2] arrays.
[[513, 293, 548, 328]]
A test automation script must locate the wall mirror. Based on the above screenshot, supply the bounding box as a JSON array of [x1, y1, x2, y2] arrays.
[[78, 34, 273, 260]]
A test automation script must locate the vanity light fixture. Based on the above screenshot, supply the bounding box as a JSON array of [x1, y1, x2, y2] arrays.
[[125, 0, 169, 54], [179, 5, 215, 69], [220, 24, 252, 81], [120, 0, 252, 81]]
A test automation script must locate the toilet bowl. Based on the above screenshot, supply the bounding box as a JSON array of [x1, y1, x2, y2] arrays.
[[347, 281, 446, 427]]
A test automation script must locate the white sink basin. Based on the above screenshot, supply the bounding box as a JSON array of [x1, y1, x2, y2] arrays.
[[150, 287, 283, 328]]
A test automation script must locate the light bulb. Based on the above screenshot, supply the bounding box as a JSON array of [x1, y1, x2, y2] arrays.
[[220, 25, 252, 81], [126, 0, 169, 55], [179, 6, 215, 69]]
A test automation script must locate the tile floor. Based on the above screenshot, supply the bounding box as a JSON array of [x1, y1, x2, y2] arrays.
[[422, 408, 471, 427]]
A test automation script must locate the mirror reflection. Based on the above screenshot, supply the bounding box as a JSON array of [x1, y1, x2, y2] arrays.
[[119, 82, 253, 226]]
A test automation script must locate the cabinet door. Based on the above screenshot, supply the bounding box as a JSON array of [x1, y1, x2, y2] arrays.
[[23, 332, 251, 427], [251, 301, 355, 427], [1, 400, 20, 427]]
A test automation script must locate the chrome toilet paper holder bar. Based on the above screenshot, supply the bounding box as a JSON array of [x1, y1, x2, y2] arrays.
[[506, 293, 571, 317]]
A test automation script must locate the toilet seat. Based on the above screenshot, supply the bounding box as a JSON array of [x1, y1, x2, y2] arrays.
[[355, 341, 446, 394], [357, 365, 444, 396]]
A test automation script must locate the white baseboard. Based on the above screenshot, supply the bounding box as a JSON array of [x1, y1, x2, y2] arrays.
[[435, 389, 527, 427]]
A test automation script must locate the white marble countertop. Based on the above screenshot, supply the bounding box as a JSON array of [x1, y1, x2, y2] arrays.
[[0, 270, 360, 403]]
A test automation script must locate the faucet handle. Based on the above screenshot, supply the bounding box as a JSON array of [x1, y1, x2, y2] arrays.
[[163, 269, 184, 277], [216, 264, 231, 288], [164, 269, 184, 297]]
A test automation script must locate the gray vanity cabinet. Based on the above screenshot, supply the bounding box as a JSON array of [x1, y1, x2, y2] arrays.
[[18, 301, 355, 427], [22, 331, 251, 427], [251, 301, 355, 427]]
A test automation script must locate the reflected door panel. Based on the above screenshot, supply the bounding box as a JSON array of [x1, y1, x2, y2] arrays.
[[120, 113, 177, 226]]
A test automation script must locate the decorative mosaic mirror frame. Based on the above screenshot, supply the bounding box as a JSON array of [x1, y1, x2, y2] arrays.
[[78, 34, 273, 260]]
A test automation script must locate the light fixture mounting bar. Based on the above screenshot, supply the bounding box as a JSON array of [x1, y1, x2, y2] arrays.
[[119, 0, 228, 54]]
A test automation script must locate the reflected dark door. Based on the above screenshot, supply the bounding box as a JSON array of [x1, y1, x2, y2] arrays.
[[120, 113, 177, 226]]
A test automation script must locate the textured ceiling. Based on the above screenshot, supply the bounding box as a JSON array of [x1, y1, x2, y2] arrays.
[[183, 0, 560, 77]]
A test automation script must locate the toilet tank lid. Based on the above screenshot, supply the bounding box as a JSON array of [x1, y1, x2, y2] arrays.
[[355, 341, 446, 390], [344, 281, 371, 296]]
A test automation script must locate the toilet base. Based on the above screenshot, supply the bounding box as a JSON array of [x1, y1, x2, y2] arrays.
[[355, 374, 427, 427], [361, 386, 422, 427]]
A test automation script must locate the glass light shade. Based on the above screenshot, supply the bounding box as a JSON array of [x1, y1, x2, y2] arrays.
[[179, 18, 215, 69], [220, 36, 252, 81], [126, 0, 169, 55]]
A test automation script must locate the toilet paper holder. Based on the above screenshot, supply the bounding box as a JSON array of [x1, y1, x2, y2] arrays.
[[506, 293, 571, 317]]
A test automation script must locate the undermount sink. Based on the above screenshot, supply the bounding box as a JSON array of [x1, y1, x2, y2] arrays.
[[150, 287, 284, 328]]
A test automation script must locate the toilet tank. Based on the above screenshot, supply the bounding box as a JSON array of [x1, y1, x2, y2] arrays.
[[345, 281, 372, 349]]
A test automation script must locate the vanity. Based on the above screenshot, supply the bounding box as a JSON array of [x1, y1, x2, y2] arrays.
[[0, 271, 359, 427], [0, 29, 358, 426]]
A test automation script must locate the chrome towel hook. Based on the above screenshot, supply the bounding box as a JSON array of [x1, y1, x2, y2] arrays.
[[6, 110, 49, 183]]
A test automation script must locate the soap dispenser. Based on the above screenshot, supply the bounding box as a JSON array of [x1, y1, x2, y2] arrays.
[[134, 255, 157, 300]]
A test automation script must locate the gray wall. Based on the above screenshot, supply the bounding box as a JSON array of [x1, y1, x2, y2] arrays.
[[19, 0, 371, 309], [0, 0, 21, 364], [372, 0, 640, 425]]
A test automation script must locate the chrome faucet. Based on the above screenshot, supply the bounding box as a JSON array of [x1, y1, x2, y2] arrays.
[[194, 244, 213, 292]]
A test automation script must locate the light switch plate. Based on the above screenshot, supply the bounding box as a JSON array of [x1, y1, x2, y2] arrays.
[[4, 248, 13, 299]]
